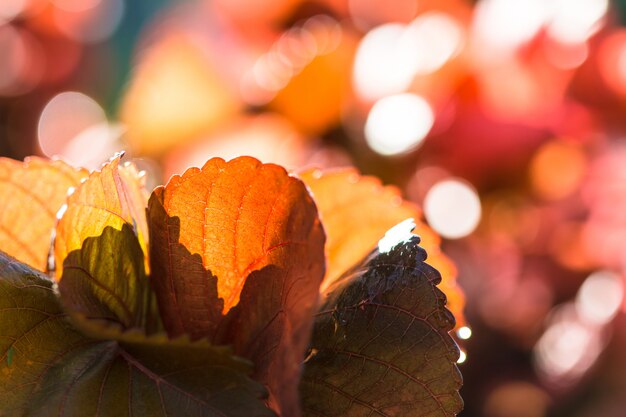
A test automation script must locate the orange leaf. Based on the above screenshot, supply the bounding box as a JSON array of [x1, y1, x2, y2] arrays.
[[300, 167, 466, 326], [0, 157, 87, 271], [148, 156, 326, 416], [54, 154, 149, 277]]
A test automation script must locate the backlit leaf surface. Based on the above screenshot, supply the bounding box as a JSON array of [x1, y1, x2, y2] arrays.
[[0, 251, 274, 417], [53, 155, 155, 336], [148, 156, 326, 416], [0, 157, 87, 271], [300, 235, 463, 416], [54, 154, 150, 278], [300, 168, 465, 326]]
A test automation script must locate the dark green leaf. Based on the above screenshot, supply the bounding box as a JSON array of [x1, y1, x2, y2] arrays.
[[0, 251, 94, 416], [58, 224, 161, 335], [26, 337, 276, 417], [300, 236, 463, 417], [0, 251, 275, 417]]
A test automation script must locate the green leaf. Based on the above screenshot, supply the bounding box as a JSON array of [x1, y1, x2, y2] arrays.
[[58, 224, 161, 335], [0, 251, 275, 417], [300, 235, 463, 417], [0, 250, 94, 416], [26, 338, 277, 417]]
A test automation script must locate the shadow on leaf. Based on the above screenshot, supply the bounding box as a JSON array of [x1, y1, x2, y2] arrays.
[[0, 249, 275, 417], [148, 188, 324, 417], [148, 194, 223, 340], [58, 223, 161, 336]]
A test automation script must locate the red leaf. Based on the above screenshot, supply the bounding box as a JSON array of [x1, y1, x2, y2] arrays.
[[148, 156, 326, 416]]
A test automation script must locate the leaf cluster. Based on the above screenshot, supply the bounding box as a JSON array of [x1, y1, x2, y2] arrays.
[[0, 155, 462, 416]]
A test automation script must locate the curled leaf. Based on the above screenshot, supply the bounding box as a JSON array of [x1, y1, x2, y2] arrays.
[[300, 234, 463, 417], [300, 168, 466, 326], [54, 154, 150, 277], [0, 157, 87, 271], [148, 156, 326, 416]]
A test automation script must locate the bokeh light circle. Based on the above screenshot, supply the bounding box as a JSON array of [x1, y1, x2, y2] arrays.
[[364, 93, 434, 156], [423, 179, 482, 239]]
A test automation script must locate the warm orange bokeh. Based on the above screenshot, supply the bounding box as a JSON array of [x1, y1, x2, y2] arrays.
[[163, 113, 310, 179], [529, 139, 587, 201], [269, 27, 358, 134], [120, 32, 240, 156]]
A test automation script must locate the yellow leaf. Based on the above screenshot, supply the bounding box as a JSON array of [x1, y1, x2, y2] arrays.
[[54, 154, 149, 278], [0, 157, 87, 271], [300, 167, 466, 326]]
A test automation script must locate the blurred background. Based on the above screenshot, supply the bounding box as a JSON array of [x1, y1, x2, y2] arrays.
[[2, 0, 626, 415]]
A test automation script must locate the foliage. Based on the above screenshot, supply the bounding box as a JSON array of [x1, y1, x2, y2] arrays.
[[301, 237, 462, 416], [0, 155, 462, 416]]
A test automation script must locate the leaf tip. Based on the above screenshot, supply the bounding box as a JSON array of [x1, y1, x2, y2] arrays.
[[377, 218, 417, 253], [114, 150, 127, 160]]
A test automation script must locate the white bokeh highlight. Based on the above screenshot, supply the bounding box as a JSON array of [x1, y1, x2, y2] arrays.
[[575, 270, 624, 326], [365, 93, 434, 156], [423, 179, 482, 239]]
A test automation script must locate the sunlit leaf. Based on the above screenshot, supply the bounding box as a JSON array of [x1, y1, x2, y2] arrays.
[[0, 157, 87, 271], [54, 154, 150, 278], [0, 251, 274, 417], [148, 156, 326, 416], [147, 188, 222, 340], [300, 235, 463, 417], [299, 168, 465, 326], [58, 224, 160, 335]]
